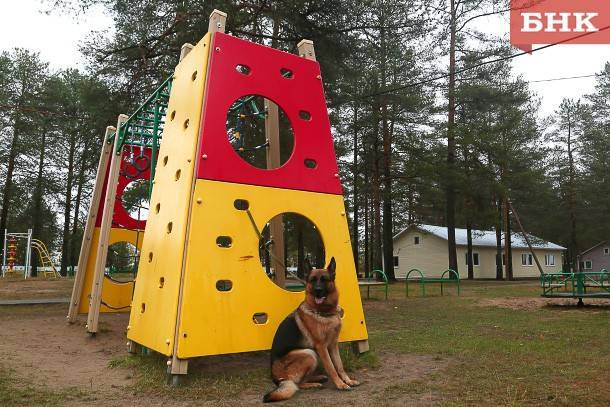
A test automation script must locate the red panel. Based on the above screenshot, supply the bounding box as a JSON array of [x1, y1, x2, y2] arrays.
[[196, 33, 342, 195], [95, 146, 151, 231]]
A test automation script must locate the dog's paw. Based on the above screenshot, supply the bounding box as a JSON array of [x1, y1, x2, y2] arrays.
[[335, 382, 352, 391], [345, 379, 360, 387]]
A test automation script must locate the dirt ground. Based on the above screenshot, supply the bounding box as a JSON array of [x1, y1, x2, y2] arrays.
[[0, 279, 447, 406], [0, 277, 73, 300], [478, 296, 610, 311]]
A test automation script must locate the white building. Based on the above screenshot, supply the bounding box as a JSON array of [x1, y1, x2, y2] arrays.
[[392, 224, 565, 279]]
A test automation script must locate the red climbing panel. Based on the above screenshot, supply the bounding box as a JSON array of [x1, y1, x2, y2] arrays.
[[95, 146, 151, 230], [195, 32, 343, 195]]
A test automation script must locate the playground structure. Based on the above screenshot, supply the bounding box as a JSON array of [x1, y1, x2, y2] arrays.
[[1, 229, 59, 279], [68, 10, 368, 382]]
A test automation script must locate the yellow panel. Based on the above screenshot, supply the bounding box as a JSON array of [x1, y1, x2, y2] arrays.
[[127, 34, 212, 356], [77, 227, 141, 314], [176, 179, 368, 358]]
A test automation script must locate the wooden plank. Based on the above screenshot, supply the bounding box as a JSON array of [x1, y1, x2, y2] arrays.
[[264, 99, 285, 287], [168, 26, 220, 377], [67, 126, 115, 323], [208, 9, 227, 34], [297, 39, 371, 354], [86, 115, 128, 334]]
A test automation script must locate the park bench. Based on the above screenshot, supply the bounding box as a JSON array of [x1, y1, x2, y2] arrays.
[[284, 269, 389, 300], [405, 268, 460, 297], [358, 269, 388, 300]]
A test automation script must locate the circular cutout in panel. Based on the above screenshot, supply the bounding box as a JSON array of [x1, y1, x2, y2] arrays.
[[236, 64, 251, 75], [226, 95, 294, 169], [121, 179, 150, 221], [216, 280, 233, 291], [259, 213, 325, 292], [280, 68, 293, 79], [106, 241, 139, 281]]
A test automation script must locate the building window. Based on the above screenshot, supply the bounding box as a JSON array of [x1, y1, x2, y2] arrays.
[[393, 256, 399, 268], [584, 260, 593, 270], [544, 254, 555, 266], [465, 252, 479, 266], [414, 236, 420, 245], [521, 253, 533, 266], [604, 248, 609, 256]]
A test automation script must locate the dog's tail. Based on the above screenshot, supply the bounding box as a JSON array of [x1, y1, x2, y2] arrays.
[[263, 380, 299, 403]]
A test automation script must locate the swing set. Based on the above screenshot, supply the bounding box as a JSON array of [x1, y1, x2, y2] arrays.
[[1, 229, 59, 279]]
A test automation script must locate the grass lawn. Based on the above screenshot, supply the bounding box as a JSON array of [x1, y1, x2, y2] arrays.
[[367, 281, 610, 405], [1, 279, 609, 405]]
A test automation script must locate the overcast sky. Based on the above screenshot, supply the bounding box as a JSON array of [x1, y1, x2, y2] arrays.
[[1, 0, 609, 116]]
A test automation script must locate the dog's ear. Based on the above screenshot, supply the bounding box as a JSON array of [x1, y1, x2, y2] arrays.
[[327, 257, 336, 281], [303, 258, 313, 280]]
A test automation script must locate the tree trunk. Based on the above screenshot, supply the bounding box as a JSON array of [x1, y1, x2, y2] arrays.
[[296, 218, 304, 279], [371, 97, 383, 272], [466, 221, 473, 279], [495, 198, 503, 280], [372, 144, 383, 272], [381, 99, 395, 280], [60, 135, 77, 276], [30, 127, 48, 277], [566, 108, 578, 271], [445, 0, 459, 274], [504, 198, 513, 280], [70, 143, 90, 268], [364, 192, 370, 279], [351, 104, 360, 272], [0, 119, 20, 251]]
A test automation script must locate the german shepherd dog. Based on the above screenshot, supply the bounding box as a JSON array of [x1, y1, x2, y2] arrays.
[[263, 257, 360, 403]]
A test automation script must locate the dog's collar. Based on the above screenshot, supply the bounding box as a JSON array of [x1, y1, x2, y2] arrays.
[[300, 302, 340, 317]]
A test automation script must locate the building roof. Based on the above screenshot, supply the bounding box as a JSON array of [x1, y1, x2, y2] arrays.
[[578, 241, 608, 256], [393, 224, 566, 250]]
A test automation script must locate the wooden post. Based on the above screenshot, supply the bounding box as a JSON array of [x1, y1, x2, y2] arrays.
[[180, 43, 194, 61], [297, 39, 316, 61], [86, 115, 128, 334], [208, 9, 227, 34], [351, 340, 370, 354], [508, 200, 545, 276], [165, 19, 228, 381], [264, 99, 285, 287], [299, 38, 369, 353], [67, 126, 115, 323]]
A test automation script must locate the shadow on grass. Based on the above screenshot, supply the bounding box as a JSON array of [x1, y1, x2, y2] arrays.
[[544, 303, 610, 311], [109, 345, 379, 402]]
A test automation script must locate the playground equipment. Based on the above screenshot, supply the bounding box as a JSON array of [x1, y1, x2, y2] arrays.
[[405, 268, 461, 297], [1, 229, 59, 278], [359, 269, 389, 300], [68, 9, 368, 381], [541, 269, 610, 306], [4, 237, 17, 276], [506, 200, 610, 305]]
